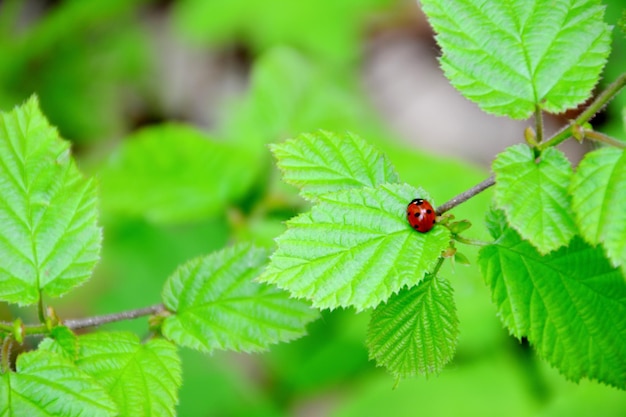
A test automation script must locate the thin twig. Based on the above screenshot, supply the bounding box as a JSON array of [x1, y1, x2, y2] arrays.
[[63, 304, 166, 331], [0, 304, 167, 337], [534, 105, 544, 143], [436, 176, 495, 215], [539, 72, 626, 151], [583, 130, 626, 149]]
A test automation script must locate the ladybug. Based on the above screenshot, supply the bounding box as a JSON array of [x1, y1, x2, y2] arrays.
[[407, 198, 436, 233]]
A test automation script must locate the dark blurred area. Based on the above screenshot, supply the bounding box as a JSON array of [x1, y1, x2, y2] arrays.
[[1, 0, 625, 416]]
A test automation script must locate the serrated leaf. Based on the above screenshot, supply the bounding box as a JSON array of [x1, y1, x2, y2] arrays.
[[162, 244, 317, 353], [478, 212, 626, 389], [570, 147, 626, 271], [493, 144, 576, 254], [75, 332, 181, 417], [271, 131, 399, 201], [38, 326, 79, 361], [0, 350, 117, 417], [366, 274, 459, 378], [259, 183, 451, 311], [99, 123, 259, 223], [420, 0, 611, 118], [0, 96, 101, 305]]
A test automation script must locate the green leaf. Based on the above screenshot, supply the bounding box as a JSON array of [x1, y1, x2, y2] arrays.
[[271, 130, 400, 201], [0, 350, 117, 417], [420, 0, 611, 119], [493, 144, 576, 254], [38, 326, 79, 361], [76, 332, 181, 417], [366, 274, 459, 378], [162, 244, 317, 353], [570, 147, 626, 271], [0, 96, 101, 305], [99, 124, 259, 223], [478, 212, 626, 389], [259, 183, 451, 311]]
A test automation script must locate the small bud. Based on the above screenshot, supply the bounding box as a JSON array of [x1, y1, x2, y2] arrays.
[[524, 127, 538, 147], [454, 252, 471, 265], [448, 220, 472, 234]]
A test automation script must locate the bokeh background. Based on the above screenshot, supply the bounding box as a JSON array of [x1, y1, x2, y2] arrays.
[[1, 1, 625, 416]]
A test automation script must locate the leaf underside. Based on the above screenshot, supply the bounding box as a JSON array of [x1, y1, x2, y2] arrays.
[[367, 274, 459, 378], [479, 210, 626, 389]]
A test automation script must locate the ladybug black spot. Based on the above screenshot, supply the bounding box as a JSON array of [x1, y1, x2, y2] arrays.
[[426, 209, 432, 214]]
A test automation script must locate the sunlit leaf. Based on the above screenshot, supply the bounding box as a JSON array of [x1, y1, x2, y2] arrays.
[[570, 147, 626, 271], [420, 0, 611, 118], [38, 326, 79, 361], [271, 130, 399, 201], [493, 144, 576, 253], [0, 96, 101, 305], [367, 274, 459, 378], [0, 350, 117, 416], [76, 332, 181, 417], [259, 183, 450, 311], [162, 244, 317, 353]]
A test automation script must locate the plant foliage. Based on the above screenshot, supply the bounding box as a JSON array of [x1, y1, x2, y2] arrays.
[[162, 244, 318, 353], [0, 97, 101, 305], [420, 0, 612, 118], [479, 209, 626, 389]]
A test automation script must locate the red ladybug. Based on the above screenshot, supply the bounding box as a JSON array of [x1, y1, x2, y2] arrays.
[[407, 198, 436, 233]]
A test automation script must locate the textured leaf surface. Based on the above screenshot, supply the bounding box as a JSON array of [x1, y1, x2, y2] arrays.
[[76, 332, 181, 417], [570, 148, 626, 271], [493, 144, 576, 254], [478, 212, 626, 388], [0, 97, 101, 305], [366, 274, 459, 378], [162, 244, 317, 353], [259, 183, 450, 311], [0, 350, 116, 417], [100, 124, 258, 223], [271, 131, 399, 201], [420, 0, 611, 118], [38, 326, 79, 361]]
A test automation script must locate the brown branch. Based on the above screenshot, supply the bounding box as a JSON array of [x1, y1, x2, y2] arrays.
[[63, 304, 166, 331], [1, 304, 167, 336], [436, 175, 495, 215]]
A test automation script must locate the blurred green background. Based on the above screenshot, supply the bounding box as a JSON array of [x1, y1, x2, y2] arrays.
[[1, 0, 625, 416]]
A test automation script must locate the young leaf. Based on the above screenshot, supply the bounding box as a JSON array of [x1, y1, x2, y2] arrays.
[[99, 124, 259, 223], [0, 350, 117, 417], [478, 212, 626, 389], [420, 0, 611, 119], [259, 183, 451, 311], [76, 332, 181, 417], [162, 244, 317, 353], [271, 131, 399, 201], [493, 144, 576, 254], [0, 97, 101, 305], [366, 274, 459, 378], [570, 147, 626, 271], [38, 326, 79, 361]]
